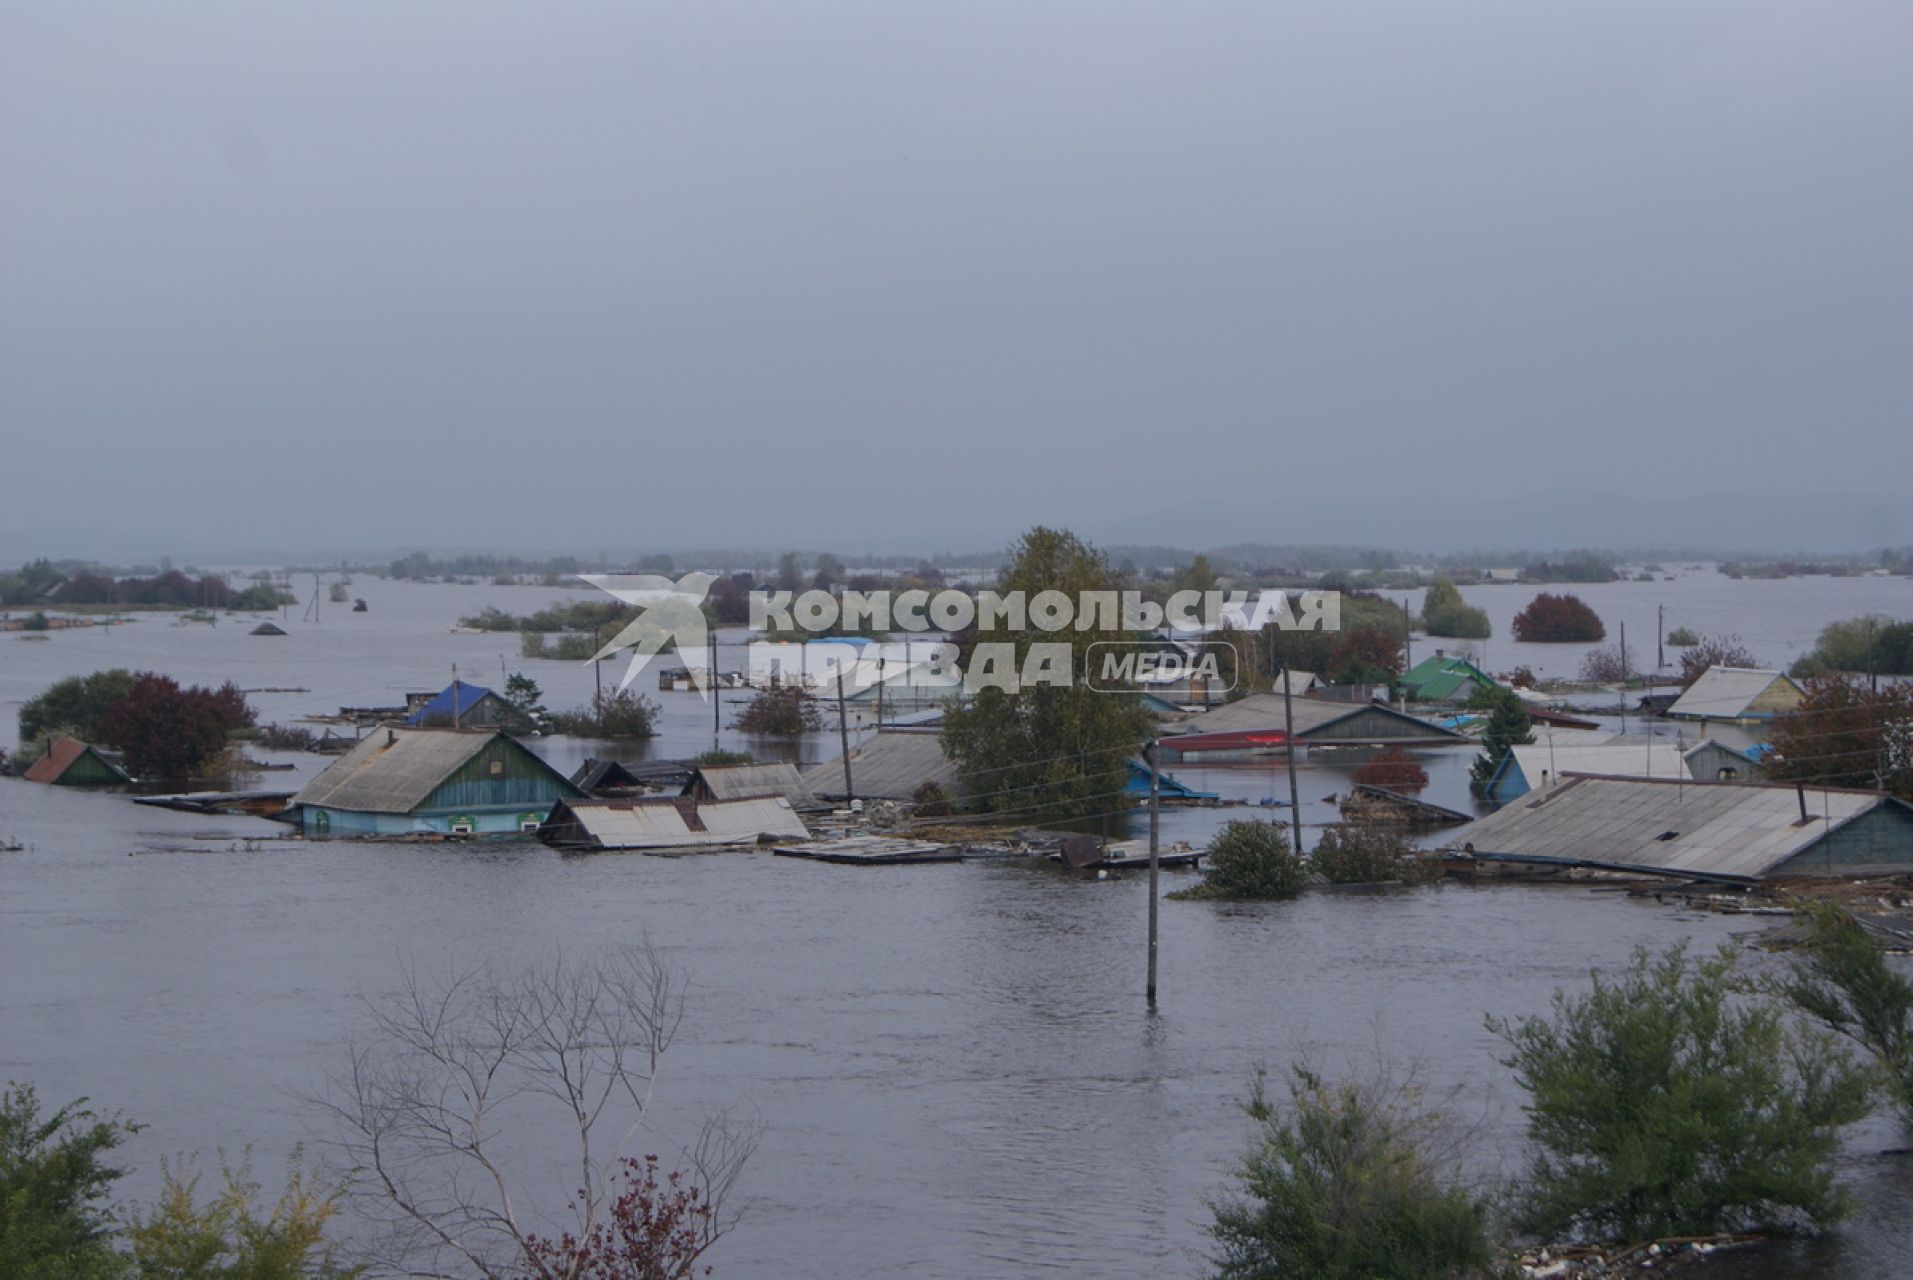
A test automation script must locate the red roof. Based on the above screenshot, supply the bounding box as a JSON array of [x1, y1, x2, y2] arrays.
[[25, 736, 91, 783]]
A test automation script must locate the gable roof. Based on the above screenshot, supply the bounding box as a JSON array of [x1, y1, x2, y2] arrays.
[[1666, 668, 1804, 720], [571, 758, 647, 792], [407, 680, 497, 725], [293, 726, 572, 814], [1168, 694, 1462, 744], [542, 796, 809, 850], [1443, 775, 1906, 881], [687, 761, 819, 807], [800, 730, 962, 802], [24, 737, 130, 785], [1399, 655, 1497, 700], [1504, 741, 1689, 791]]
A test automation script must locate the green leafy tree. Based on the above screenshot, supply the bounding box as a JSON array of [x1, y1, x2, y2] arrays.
[[1778, 901, 1913, 1127], [940, 528, 1150, 819], [0, 1084, 138, 1279], [19, 671, 137, 745], [1491, 944, 1870, 1242], [125, 1153, 358, 1279], [1793, 615, 1913, 678], [1467, 687, 1533, 796], [1207, 1067, 1493, 1280], [498, 674, 549, 734], [1309, 820, 1437, 885], [1419, 580, 1490, 640], [732, 685, 823, 736], [1174, 821, 1310, 901]]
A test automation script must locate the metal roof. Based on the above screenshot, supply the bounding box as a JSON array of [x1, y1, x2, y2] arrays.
[[690, 762, 818, 806], [406, 680, 496, 725], [1170, 694, 1460, 741], [1505, 741, 1688, 792], [23, 737, 128, 785], [292, 726, 546, 814], [1443, 775, 1901, 881], [801, 730, 962, 801], [1666, 667, 1801, 720], [546, 796, 809, 850]]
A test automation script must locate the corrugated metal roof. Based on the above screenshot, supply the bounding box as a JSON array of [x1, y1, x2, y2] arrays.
[[1170, 694, 1458, 741], [1444, 776, 1897, 881], [1507, 742, 1688, 791], [801, 730, 962, 801], [552, 796, 808, 849], [1667, 668, 1800, 720], [691, 762, 817, 806], [293, 726, 524, 814]]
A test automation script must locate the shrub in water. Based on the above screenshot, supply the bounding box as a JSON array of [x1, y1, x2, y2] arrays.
[[1175, 821, 1309, 901], [1491, 943, 1870, 1242], [1208, 1067, 1494, 1280]]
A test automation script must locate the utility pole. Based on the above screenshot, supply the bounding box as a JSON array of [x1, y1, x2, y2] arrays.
[[837, 667, 854, 803], [451, 663, 461, 728], [711, 630, 721, 745], [1282, 666, 1303, 854], [1146, 738, 1161, 1008], [1657, 604, 1665, 670], [1618, 622, 1627, 733]]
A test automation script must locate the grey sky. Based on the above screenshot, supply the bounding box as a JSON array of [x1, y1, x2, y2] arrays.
[[4, 2, 1910, 559]]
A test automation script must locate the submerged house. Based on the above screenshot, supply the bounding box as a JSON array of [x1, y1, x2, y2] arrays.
[[1484, 738, 1688, 805], [1684, 737, 1769, 784], [1665, 667, 1805, 723], [1444, 775, 1913, 882], [800, 729, 964, 803], [1123, 759, 1218, 802], [683, 761, 822, 810], [540, 795, 809, 852], [405, 680, 502, 728], [1397, 653, 1499, 704], [290, 726, 581, 836], [1161, 694, 1463, 760], [23, 737, 130, 786]]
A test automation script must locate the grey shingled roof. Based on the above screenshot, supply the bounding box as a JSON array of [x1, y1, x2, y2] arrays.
[[292, 726, 503, 814], [549, 796, 809, 850], [800, 730, 962, 801], [1442, 775, 1901, 881]]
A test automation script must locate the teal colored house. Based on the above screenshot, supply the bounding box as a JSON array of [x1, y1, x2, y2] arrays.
[[292, 726, 581, 836], [1398, 653, 1498, 704]]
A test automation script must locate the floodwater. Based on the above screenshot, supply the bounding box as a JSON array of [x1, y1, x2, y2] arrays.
[[3, 567, 1913, 1277]]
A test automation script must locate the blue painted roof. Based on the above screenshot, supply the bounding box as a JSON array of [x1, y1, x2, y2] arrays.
[[1124, 759, 1220, 801], [408, 680, 496, 725]]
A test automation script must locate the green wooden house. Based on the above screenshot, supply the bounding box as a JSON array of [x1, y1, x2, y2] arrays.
[[291, 726, 581, 836]]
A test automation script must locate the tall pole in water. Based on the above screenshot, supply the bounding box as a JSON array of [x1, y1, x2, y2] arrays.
[[1618, 622, 1628, 733], [711, 630, 721, 746], [1657, 604, 1665, 671], [451, 663, 461, 728], [837, 667, 854, 803], [1146, 738, 1160, 1007], [1282, 668, 1303, 854]]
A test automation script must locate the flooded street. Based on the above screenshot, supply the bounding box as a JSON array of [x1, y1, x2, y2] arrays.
[[4, 570, 1913, 1277]]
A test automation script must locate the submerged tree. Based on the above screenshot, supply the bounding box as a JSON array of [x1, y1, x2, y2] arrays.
[[313, 945, 755, 1279], [940, 527, 1150, 819], [1492, 944, 1869, 1242], [1173, 822, 1310, 902], [1419, 580, 1490, 641], [1778, 901, 1913, 1128], [1207, 1067, 1493, 1280], [1510, 593, 1604, 643], [1466, 687, 1533, 797], [1676, 633, 1761, 688], [732, 685, 823, 737], [94, 674, 253, 780]]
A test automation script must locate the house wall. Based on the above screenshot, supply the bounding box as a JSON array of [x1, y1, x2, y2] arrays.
[[419, 737, 578, 812], [1685, 744, 1764, 784], [1748, 680, 1805, 717], [54, 752, 124, 786], [301, 803, 557, 837], [1771, 806, 1913, 878]]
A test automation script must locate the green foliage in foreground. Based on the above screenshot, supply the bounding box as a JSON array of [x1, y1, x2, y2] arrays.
[[1492, 944, 1870, 1242], [1208, 1068, 1494, 1280], [125, 1153, 358, 1279], [1, 1084, 137, 1279], [1173, 821, 1309, 901], [1778, 901, 1913, 1128], [19, 670, 135, 746]]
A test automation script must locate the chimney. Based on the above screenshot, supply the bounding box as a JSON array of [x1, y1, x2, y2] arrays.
[[387, 728, 397, 747], [1435, 648, 1445, 660]]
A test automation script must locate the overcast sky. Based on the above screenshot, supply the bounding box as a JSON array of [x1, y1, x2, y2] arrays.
[[4, 2, 1910, 559]]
